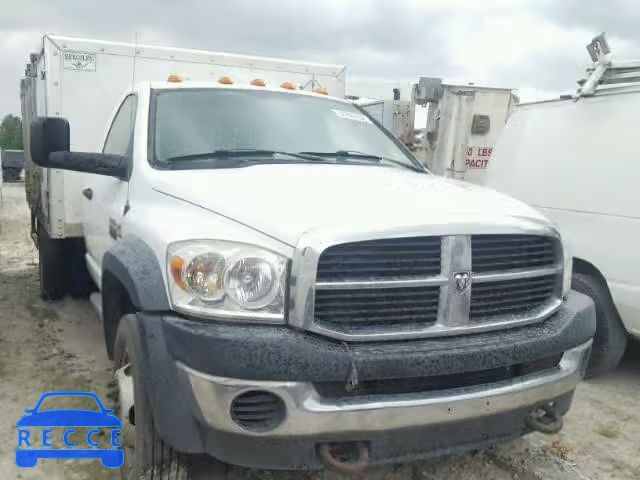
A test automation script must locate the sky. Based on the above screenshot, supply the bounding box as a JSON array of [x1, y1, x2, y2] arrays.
[[2, 0, 640, 117]]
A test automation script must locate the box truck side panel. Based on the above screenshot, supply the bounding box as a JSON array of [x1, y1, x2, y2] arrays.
[[487, 92, 640, 334], [487, 93, 639, 219], [36, 35, 346, 238], [462, 89, 513, 184]]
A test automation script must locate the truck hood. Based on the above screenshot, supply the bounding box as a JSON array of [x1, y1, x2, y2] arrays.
[[151, 164, 549, 246]]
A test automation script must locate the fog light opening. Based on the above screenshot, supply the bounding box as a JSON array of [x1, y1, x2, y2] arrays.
[[230, 390, 285, 433]]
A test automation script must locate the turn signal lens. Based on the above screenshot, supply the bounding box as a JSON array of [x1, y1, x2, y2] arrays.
[[280, 82, 297, 90], [250, 79, 266, 87], [170, 256, 185, 289], [218, 76, 234, 85]]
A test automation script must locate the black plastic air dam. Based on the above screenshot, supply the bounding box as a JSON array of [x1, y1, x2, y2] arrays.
[[160, 290, 595, 383]]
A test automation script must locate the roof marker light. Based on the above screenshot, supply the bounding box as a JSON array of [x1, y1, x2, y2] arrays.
[[218, 76, 234, 85], [167, 74, 183, 83], [250, 79, 266, 87], [280, 82, 297, 90], [313, 87, 329, 95]]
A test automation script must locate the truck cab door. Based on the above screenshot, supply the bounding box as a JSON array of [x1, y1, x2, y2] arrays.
[[83, 94, 137, 276]]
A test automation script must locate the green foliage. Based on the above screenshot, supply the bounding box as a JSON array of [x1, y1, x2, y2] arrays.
[[0, 114, 23, 150]]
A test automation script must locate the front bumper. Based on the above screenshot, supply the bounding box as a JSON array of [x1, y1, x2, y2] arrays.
[[180, 340, 590, 437], [129, 290, 595, 469]]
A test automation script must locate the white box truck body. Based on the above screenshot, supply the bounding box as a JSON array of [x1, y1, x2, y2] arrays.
[[22, 35, 347, 239], [487, 89, 640, 335], [484, 34, 639, 373]]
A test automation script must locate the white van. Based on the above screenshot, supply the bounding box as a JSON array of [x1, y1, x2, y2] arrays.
[[485, 35, 639, 374]]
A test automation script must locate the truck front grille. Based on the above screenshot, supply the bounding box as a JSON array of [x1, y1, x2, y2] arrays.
[[470, 275, 557, 320], [316, 236, 441, 281], [309, 234, 562, 341], [314, 285, 440, 333], [472, 234, 556, 272]]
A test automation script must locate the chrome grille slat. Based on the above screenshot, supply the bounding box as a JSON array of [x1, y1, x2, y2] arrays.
[[316, 305, 440, 316], [471, 293, 552, 308], [314, 285, 440, 330], [470, 289, 553, 304]]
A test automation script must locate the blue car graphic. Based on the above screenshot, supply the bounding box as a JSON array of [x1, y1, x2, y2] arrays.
[[16, 391, 123, 468]]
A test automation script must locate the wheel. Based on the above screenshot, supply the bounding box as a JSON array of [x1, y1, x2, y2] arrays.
[[9, 168, 21, 181], [37, 226, 68, 300], [3, 168, 20, 181], [113, 319, 189, 480], [572, 272, 628, 376]]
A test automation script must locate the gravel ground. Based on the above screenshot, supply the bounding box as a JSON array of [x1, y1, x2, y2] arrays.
[[1, 182, 639, 480]]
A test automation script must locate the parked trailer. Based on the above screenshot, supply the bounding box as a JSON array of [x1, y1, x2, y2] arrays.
[[349, 78, 516, 177], [421, 81, 516, 180], [1, 149, 24, 182], [484, 34, 639, 374]]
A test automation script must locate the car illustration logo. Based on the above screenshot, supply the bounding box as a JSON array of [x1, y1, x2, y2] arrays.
[[453, 271, 471, 293], [15, 391, 123, 468]]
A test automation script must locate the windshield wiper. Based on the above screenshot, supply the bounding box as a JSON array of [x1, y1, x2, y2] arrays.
[[164, 149, 328, 164], [298, 150, 424, 172]]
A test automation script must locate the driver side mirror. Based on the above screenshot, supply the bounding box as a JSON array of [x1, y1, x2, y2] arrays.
[[30, 117, 128, 180], [31, 117, 70, 166]]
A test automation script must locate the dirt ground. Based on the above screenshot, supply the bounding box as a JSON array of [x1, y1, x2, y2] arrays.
[[1, 182, 639, 480]]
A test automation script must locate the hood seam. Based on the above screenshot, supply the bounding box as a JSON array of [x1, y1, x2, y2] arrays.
[[153, 188, 296, 248]]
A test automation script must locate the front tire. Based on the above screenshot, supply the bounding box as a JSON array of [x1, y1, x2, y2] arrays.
[[113, 318, 230, 479], [572, 272, 627, 376], [113, 318, 189, 480]]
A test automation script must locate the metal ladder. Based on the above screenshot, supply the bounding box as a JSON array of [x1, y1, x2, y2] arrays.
[[577, 33, 640, 98]]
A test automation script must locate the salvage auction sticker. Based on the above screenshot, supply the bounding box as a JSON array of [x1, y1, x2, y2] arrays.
[[332, 109, 372, 124]]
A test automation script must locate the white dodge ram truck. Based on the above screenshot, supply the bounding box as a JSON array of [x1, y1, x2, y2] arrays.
[[28, 79, 595, 477]]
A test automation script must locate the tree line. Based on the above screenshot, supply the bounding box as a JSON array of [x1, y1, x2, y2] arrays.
[[0, 114, 23, 150]]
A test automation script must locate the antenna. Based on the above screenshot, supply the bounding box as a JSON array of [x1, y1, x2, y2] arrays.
[[131, 31, 139, 90], [124, 31, 140, 216]]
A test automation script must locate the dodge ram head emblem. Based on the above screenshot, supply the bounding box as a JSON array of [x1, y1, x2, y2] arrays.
[[453, 271, 471, 293]]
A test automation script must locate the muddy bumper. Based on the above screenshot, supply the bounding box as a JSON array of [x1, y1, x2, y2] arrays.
[[128, 290, 595, 470]]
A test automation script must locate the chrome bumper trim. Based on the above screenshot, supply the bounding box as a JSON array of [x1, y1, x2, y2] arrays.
[[179, 340, 591, 437]]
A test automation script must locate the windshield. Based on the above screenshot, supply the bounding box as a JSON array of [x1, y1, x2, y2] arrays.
[[151, 88, 422, 170]]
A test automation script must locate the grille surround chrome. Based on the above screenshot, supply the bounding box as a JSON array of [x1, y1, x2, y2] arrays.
[[288, 220, 564, 342]]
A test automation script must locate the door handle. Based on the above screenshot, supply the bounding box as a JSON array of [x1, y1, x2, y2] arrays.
[[82, 188, 93, 200]]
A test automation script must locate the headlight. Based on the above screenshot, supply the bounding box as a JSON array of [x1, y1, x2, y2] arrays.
[[167, 240, 288, 323]]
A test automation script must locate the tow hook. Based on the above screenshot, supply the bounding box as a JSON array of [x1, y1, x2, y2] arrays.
[[526, 403, 563, 434], [319, 442, 370, 478]]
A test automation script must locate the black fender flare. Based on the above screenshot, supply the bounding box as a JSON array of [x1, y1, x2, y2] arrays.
[[104, 239, 204, 452], [119, 313, 205, 453], [102, 235, 170, 311]]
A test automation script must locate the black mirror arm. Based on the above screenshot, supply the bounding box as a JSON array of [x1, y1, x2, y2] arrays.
[[48, 151, 128, 180]]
